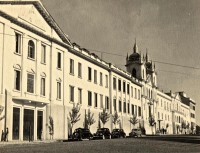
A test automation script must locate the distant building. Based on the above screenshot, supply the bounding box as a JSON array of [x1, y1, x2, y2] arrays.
[[0, 0, 196, 141]]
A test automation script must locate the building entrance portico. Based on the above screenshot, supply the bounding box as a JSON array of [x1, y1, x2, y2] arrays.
[[11, 97, 46, 141]]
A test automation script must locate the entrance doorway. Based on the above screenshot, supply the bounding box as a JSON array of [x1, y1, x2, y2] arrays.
[[23, 109, 34, 141], [37, 111, 43, 140], [13, 107, 20, 140]]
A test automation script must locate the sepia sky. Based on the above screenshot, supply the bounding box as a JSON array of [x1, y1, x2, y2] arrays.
[[41, 0, 200, 124]]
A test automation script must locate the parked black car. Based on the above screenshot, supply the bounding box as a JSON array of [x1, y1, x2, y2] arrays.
[[93, 128, 111, 139], [129, 128, 142, 137], [111, 129, 126, 138], [72, 128, 93, 140]]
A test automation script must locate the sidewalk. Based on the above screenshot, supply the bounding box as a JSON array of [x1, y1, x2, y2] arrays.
[[0, 140, 57, 146]]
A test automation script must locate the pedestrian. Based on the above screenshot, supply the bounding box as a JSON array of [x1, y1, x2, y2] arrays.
[[1, 130, 4, 141], [5, 128, 8, 142]]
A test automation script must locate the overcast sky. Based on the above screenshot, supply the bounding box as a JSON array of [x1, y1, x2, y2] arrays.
[[41, 0, 200, 124]]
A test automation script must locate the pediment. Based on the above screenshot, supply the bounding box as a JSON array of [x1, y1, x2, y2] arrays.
[[0, 2, 71, 45]]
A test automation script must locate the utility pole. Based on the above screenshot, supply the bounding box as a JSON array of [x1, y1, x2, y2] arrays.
[[4, 89, 7, 132]]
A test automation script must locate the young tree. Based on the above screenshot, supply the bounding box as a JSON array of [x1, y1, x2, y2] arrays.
[[181, 121, 186, 134], [69, 103, 81, 135], [47, 116, 54, 140], [149, 115, 156, 135], [191, 123, 195, 134], [112, 111, 120, 128], [85, 109, 96, 129], [129, 114, 138, 128], [98, 113, 101, 129], [176, 125, 180, 134], [186, 122, 190, 134], [99, 109, 110, 127]]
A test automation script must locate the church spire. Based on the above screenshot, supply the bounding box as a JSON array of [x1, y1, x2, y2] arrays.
[[146, 48, 148, 62], [133, 38, 138, 53]]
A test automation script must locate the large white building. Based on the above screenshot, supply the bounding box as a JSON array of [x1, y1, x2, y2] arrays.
[[0, 0, 196, 141]]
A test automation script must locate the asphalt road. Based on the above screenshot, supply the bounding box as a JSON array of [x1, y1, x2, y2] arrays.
[[0, 136, 200, 153]]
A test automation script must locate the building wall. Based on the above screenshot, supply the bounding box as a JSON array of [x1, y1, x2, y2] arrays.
[[0, 0, 197, 141], [157, 91, 172, 134]]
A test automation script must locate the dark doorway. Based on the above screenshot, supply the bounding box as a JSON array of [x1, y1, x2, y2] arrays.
[[23, 109, 34, 141], [13, 107, 20, 140], [37, 111, 43, 140]]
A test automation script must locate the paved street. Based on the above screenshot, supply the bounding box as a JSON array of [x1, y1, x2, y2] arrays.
[[0, 136, 200, 153]]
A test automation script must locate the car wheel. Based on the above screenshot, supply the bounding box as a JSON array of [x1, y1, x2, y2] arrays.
[[120, 135, 123, 138]]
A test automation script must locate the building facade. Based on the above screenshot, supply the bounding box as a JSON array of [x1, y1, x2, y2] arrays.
[[0, 0, 196, 141]]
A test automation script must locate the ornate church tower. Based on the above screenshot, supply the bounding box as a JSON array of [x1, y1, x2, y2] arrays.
[[125, 40, 146, 81]]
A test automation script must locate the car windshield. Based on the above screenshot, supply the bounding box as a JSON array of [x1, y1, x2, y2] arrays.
[[132, 129, 139, 132]]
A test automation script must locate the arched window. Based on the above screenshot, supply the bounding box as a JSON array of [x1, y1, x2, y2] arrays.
[[132, 68, 136, 78], [28, 40, 35, 59]]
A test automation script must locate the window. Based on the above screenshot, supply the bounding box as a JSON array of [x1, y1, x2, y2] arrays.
[[132, 104, 134, 115], [28, 40, 35, 59], [118, 79, 121, 91], [158, 112, 160, 119], [70, 59, 74, 74], [27, 74, 34, 93], [105, 75, 108, 87], [100, 72, 103, 86], [78, 63, 82, 78], [88, 67, 92, 81], [78, 88, 82, 104], [15, 33, 21, 54], [127, 84, 130, 94], [138, 89, 140, 100], [138, 107, 141, 116], [134, 88, 137, 99], [131, 87, 133, 97], [123, 102, 126, 113], [88, 91, 92, 106], [113, 77, 116, 90], [69, 85, 74, 102], [100, 94, 103, 108], [41, 44, 46, 64], [57, 52, 61, 69], [94, 70, 97, 84], [105, 96, 109, 109], [94, 93, 98, 107], [40, 78, 45, 96], [135, 105, 137, 116], [57, 82, 61, 99], [123, 81, 126, 93], [14, 70, 20, 91], [113, 99, 116, 111], [167, 103, 169, 111], [127, 103, 130, 114], [119, 100, 122, 112]]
